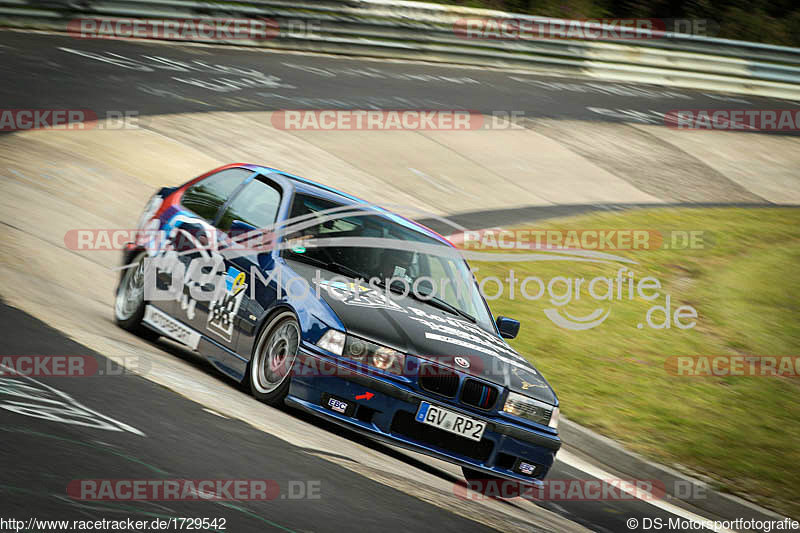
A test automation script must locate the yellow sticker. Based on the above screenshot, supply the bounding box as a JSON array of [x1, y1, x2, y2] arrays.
[[232, 272, 247, 295]]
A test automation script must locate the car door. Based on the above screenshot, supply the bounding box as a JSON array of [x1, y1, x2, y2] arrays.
[[203, 173, 284, 354], [159, 167, 253, 323]]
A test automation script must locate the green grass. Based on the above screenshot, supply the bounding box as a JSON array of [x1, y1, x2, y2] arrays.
[[470, 207, 800, 517]]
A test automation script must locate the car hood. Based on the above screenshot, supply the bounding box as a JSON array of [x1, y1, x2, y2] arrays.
[[289, 261, 557, 405]]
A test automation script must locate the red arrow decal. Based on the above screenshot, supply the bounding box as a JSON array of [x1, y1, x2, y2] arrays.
[[355, 392, 374, 401]]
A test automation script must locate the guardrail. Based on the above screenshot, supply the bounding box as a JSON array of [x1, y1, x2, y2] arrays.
[[2, 0, 799, 99]]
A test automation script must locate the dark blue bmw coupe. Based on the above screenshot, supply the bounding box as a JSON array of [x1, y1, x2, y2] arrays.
[[115, 163, 561, 487]]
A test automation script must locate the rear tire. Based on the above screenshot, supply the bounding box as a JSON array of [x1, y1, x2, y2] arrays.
[[249, 311, 300, 406], [114, 250, 159, 341]]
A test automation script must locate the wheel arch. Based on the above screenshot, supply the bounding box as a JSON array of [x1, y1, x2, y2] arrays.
[[242, 304, 299, 380]]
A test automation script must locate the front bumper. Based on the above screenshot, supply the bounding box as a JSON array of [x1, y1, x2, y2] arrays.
[[288, 345, 561, 486]]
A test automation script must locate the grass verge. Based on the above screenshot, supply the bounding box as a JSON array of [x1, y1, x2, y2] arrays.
[[470, 207, 799, 517]]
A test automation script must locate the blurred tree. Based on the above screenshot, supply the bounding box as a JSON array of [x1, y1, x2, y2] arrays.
[[428, 0, 800, 45]]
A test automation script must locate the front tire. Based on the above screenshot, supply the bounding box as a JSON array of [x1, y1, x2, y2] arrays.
[[114, 250, 159, 340], [249, 311, 301, 406]]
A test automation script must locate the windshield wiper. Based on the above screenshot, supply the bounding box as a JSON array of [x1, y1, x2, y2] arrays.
[[325, 261, 371, 281], [377, 279, 476, 323], [420, 294, 477, 323], [285, 251, 372, 281]]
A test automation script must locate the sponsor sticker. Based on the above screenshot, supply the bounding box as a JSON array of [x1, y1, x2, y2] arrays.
[[143, 305, 201, 349]]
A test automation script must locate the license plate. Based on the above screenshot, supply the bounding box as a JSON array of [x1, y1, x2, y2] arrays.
[[415, 401, 486, 442]]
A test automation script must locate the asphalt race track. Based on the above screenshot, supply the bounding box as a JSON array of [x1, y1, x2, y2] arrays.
[[0, 301, 504, 532], [1, 30, 797, 126], [0, 28, 795, 532]]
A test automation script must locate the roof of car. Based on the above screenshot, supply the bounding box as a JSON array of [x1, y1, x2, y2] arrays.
[[246, 164, 454, 247]]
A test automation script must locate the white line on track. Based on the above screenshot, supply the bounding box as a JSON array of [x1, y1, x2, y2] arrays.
[[557, 449, 735, 532]]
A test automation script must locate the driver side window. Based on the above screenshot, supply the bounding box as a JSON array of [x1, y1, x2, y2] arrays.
[[216, 177, 282, 232]]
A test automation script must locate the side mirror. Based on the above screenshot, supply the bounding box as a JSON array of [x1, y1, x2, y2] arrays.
[[496, 316, 520, 339]]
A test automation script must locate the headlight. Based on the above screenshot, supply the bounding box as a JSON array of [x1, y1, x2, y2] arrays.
[[503, 391, 559, 429], [316, 330, 405, 374], [344, 336, 404, 375], [316, 329, 345, 356]]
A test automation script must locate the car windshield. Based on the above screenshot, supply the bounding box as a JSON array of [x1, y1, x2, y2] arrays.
[[281, 193, 494, 331]]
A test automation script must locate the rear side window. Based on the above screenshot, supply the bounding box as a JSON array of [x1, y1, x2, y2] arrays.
[[216, 177, 282, 231], [181, 168, 252, 222]]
